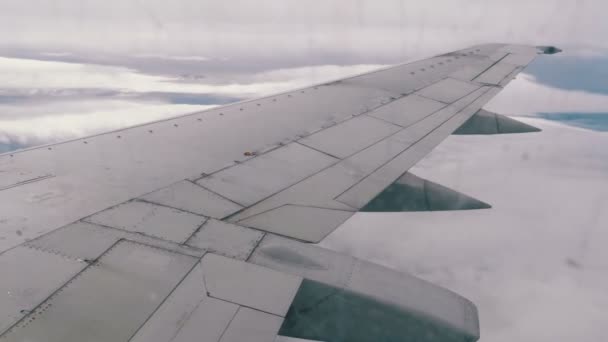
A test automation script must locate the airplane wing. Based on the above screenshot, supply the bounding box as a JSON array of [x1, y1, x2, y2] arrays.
[[0, 43, 559, 342]]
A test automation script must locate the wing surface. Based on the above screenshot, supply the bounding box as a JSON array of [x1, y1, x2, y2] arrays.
[[0, 44, 557, 342]]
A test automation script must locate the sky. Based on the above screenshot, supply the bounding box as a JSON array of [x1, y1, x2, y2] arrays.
[[0, 1, 607, 341]]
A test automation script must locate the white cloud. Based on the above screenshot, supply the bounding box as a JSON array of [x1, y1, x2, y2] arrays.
[[0, 100, 214, 146], [0, 56, 288, 97], [133, 54, 211, 62], [322, 119, 608, 342], [0, 56, 383, 97], [486, 73, 608, 115], [0, 0, 606, 62]]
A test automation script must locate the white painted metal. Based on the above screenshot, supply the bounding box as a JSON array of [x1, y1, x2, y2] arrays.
[[349, 259, 478, 336], [499, 44, 540, 55], [140, 180, 243, 218], [85, 201, 206, 243], [250, 234, 479, 339], [298, 116, 400, 158], [130, 263, 208, 342], [232, 70, 520, 239], [0, 168, 53, 192], [367, 94, 446, 127], [24, 222, 119, 261], [415, 78, 480, 104], [249, 234, 356, 286], [219, 307, 284, 342], [0, 241, 197, 342], [448, 54, 508, 82], [336, 87, 490, 208], [201, 253, 302, 317], [344, 51, 480, 95], [501, 53, 537, 66], [473, 62, 518, 85], [186, 219, 264, 260], [239, 205, 354, 243], [0, 246, 84, 334], [171, 297, 239, 342], [197, 143, 337, 206]]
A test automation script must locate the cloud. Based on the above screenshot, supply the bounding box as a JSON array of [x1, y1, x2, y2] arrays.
[[0, 100, 214, 147], [0, 56, 383, 97], [0, 56, 294, 97], [0, 0, 606, 73], [322, 119, 608, 342], [524, 54, 608, 95], [485, 73, 608, 116], [0, 55, 383, 149]]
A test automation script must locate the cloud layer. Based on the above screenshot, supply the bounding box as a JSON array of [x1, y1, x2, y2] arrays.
[[323, 119, 608, 342], [1, 0, 607, 74]]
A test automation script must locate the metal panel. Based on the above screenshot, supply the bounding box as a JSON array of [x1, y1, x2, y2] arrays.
[[24, 222, 119, 261], [415, 78, 480, 104], [368, 94, 446, 127], [1, 240, 197, 342], [132, 261, 242, 342], [0, 246, 85, 334], [252, 235, 479, 341], [229, 106, 458, 225], [171, 297, 239, 342], [186, 219, 264, 260], [249, 234, 356, 286], [0, 167, 53, 192], [85, 201, 206, 243], [473, 62, 518, 85], [501, 53, 537, 66], [130, 263, 208, 342], [231, 87, 491, 228], [298, 116, 400, 158], [498, 66, 524, 88], [336, 87, 489, 208], [345, 53, 474, 95], [201, 253, 302, 317], [348, 259, 479, 338], [140, 180, 243, 218], [238, 205, 354, 243], [198, 143, 337, 206], [448, 54, 507, 82], [220, 307, 284, 342], [499, 44, 539, 55], [225, 163, 362, 226]]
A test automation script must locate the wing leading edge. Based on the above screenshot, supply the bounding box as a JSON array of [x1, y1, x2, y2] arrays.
[[0, 44, 558, 342]]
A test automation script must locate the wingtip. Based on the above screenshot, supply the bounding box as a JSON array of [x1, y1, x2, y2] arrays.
[[537, 46, 562, 55]]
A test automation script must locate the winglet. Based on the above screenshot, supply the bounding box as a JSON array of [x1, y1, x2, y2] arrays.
[[361, 172, 491, 212], [453, 109, 541, 135], [537, 46, 562, 54]]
